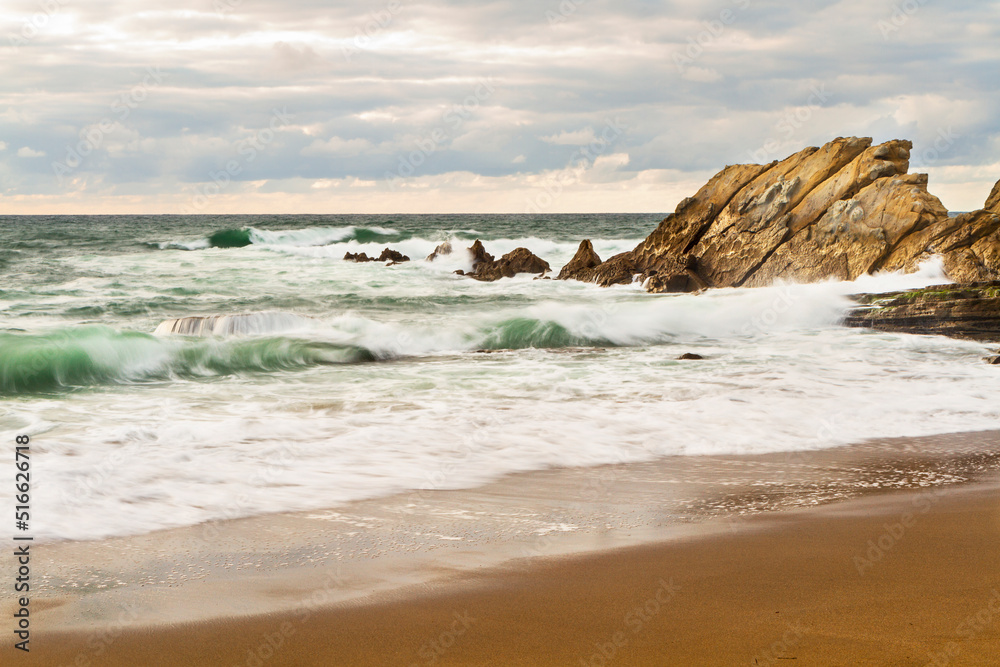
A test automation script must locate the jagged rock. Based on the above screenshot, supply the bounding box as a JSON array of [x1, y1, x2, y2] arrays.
[[844, 282, 1000, 340], [557, 240, 603, 280], [750, 172, 948, 285], [344, 251, 374, 262], [462, 241, 551, 281], [880, 177, 1000, 281], [693, 137, 875, 287], [377, 248, 410, 263], [426, 241, 453, 261], [557, 136, 1000, 292], [468, 240, 495, 273]]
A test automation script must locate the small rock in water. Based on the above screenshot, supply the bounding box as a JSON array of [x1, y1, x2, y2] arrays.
[[378, 248, 410, 263], [985, 355, 1000, 365], [426, 241, 453, 261], [677, 353, 704, 360], [344, 251, 374, 262]]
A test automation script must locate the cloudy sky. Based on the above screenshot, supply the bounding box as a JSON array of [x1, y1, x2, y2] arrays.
[[1, 0, 998, 214]]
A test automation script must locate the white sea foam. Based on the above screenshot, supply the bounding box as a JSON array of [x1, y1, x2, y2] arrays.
[[6, 230, 996, 542]]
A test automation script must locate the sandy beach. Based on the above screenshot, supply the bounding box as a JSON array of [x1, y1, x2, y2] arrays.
[[5, 431, 999, 666]]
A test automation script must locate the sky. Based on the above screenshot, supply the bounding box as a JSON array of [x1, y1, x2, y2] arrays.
[[1, 0, 998, 214]]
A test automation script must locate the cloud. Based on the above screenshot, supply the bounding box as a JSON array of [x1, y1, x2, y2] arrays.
[[0, 0, 997, 212], [17, 147, 46, 158], [541, 128, 597, 146], [681, 67, 723, 83], [0, 141, 6, 151], [301, 136, 373, 156]]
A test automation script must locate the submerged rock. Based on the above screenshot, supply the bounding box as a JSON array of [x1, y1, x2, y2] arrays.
[[426, 241, 453, 261], [461, 241, 551, 281], [677, 353, 704, 360], [844, 282, 1000, 341], [556, 137, 1000, 292]]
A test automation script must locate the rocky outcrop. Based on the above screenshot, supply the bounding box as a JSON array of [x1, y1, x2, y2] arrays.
[[456, 241, 551, 281], [558, 136, 1000, 292], [377, 248, 410, 263], [844, 282, 1000, 341], [345, 248, 411, 263], [556, 240, 603, 280]]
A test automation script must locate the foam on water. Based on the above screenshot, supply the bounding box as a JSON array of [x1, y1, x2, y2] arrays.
[[2, 217, 998, 542]]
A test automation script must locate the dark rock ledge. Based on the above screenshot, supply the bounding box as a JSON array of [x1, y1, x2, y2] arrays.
[[844, 282, 1000, 342]]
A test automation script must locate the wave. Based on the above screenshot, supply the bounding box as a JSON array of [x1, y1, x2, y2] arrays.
[[0, 326, 374, 395], [154, 312, 316, 336], [157, 225, 402, 250], [2, 259, 955, 395]]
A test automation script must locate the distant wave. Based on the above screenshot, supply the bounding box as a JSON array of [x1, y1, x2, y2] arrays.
[[156, 225, 403, 250]]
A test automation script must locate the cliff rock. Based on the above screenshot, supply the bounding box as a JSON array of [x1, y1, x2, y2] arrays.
[[557, 136, 1000, 292]]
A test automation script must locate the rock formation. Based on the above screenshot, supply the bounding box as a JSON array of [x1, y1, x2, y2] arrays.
[[844, 282, 1000, 341], [456, 240, 551, 281], [426, 241, 453, 261], [377, 248, 410, 263], [345, 248, 410, 263], [556, 240, 602, 280], [557, 137, 1000, 292]]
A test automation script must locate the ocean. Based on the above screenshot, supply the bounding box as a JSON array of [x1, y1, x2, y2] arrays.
[[2, 214, 998, 542]]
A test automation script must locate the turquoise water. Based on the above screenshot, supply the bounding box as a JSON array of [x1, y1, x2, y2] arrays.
[[1, 214, 998, 541]]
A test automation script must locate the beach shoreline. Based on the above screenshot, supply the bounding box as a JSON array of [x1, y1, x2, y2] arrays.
[[4, 430, 1000, 665]]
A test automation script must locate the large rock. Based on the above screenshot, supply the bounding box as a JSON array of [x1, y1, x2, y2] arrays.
[[556, 137, 1000, 292], [460, 241, 551, 281], [692, 137, 874, 287], [749, 172, 948, 285]]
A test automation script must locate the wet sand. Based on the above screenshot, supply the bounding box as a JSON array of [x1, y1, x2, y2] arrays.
[[5, 431, 1000, 665]]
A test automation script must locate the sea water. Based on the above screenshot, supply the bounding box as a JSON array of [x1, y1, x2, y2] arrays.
[[1, 214, 997, 541]]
